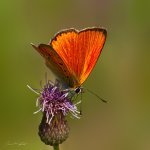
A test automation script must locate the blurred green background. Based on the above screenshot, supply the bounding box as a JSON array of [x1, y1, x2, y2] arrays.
[[0, 0, 150, 150]]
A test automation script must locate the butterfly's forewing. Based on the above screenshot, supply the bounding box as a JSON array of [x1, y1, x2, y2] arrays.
[[50, 27, 107, 86], [78, 28, 107, 84], [31, 43, 78, 87]]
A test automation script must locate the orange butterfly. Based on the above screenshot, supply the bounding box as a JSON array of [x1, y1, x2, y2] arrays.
[[31, 27, 107, 93]]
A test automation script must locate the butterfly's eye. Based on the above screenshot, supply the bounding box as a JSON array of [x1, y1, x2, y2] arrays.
[[75, 87, 81, 94]]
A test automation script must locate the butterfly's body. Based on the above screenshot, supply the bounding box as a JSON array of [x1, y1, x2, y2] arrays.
[[32, 27, 107, 90]]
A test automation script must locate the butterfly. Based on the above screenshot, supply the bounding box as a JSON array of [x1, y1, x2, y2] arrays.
[[31, 27, 107, 94]]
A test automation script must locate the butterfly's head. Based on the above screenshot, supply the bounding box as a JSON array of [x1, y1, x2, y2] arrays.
[[74, 86, 83, 94]]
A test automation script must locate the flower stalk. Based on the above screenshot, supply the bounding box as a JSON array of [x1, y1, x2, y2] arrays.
[[53, 144, 59, 150]]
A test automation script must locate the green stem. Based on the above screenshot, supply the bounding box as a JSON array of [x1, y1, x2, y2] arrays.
[[53, 144, 59, 150]]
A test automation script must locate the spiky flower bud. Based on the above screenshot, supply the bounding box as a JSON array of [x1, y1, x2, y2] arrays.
[[39, 112, 69, 146]]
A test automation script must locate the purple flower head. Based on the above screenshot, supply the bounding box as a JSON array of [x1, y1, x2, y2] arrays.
[[34, 80, 80, 124], [28, 79, 81, 145]]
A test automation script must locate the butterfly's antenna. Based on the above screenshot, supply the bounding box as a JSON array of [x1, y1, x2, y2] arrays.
[[86, 88, 107, 103]]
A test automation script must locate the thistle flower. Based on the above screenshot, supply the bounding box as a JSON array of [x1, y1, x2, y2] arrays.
[[29, 80, 80, 147]]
